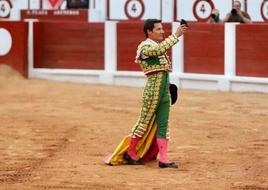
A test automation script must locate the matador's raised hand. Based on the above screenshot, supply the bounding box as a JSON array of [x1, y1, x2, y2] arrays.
[[175, 20, 188, 38]]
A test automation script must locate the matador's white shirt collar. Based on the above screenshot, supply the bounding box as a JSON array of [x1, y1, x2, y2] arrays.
[[135, 38, 159, 60]]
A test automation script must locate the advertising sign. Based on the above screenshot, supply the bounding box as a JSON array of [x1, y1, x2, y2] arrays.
[[109, 0, 161, 20], [176, 0, 232, 22], [0, 0, 12, 19], [259, 0, 268, 21]]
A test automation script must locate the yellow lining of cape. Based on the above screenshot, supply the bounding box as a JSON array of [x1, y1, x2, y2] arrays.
[[104, 116, 157, 165]]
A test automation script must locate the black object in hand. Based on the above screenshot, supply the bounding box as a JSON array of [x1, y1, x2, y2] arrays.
[[180, 19, 189, 27], [169, 84, 178, 105], [231, 8, 237, 15], [211, 14, 216, 19]]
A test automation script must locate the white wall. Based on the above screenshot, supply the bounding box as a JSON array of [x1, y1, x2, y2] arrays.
[[9, 0, 28, 20]]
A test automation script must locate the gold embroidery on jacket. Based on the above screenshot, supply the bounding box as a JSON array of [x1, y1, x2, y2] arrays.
[[135, 34, 178, 75], [132, 73, 163, 137]]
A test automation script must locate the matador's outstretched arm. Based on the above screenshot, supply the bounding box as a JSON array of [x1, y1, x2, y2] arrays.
[[141, 35, 179, 57]]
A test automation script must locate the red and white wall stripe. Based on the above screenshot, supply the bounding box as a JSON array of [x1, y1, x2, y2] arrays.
[[0, 21, 28, 77], [1, 21, 268, 93]]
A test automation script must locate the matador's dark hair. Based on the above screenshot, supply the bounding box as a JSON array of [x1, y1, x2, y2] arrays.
[[143, 19, 162, 38]]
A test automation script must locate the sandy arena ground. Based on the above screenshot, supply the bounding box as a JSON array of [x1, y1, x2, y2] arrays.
[[0, 64, 267, 190]]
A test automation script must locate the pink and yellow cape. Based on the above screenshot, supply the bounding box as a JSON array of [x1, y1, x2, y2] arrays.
[[103, 116, 158, 165]]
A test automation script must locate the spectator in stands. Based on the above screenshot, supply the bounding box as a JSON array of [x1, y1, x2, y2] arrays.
[[207, 9, 222, 24], [223, 0, 252, 23]]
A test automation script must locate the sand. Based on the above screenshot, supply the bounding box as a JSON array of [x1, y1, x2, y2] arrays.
[[0, 64, 267, 190]]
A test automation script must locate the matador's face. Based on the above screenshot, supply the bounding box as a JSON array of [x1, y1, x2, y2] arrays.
[[148, 23, 165, 43]]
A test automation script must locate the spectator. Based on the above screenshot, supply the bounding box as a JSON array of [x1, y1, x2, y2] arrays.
[[207, 9, 222, 24], [223, 0, 252, 23]]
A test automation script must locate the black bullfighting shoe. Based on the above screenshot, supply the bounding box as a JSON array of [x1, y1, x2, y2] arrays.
[[123, 152, 144, 165], [159, 161, 178, 168]]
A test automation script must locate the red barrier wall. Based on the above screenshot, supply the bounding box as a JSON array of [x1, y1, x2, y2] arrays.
[[2, 21, 267, 81], [0, 22, 28, 77], [34, 22, 104, 69], [21, 9, 88, 22], [236, 24, 268, 77], [184, 23, 224, 74], [117, 22, 172, 71]]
